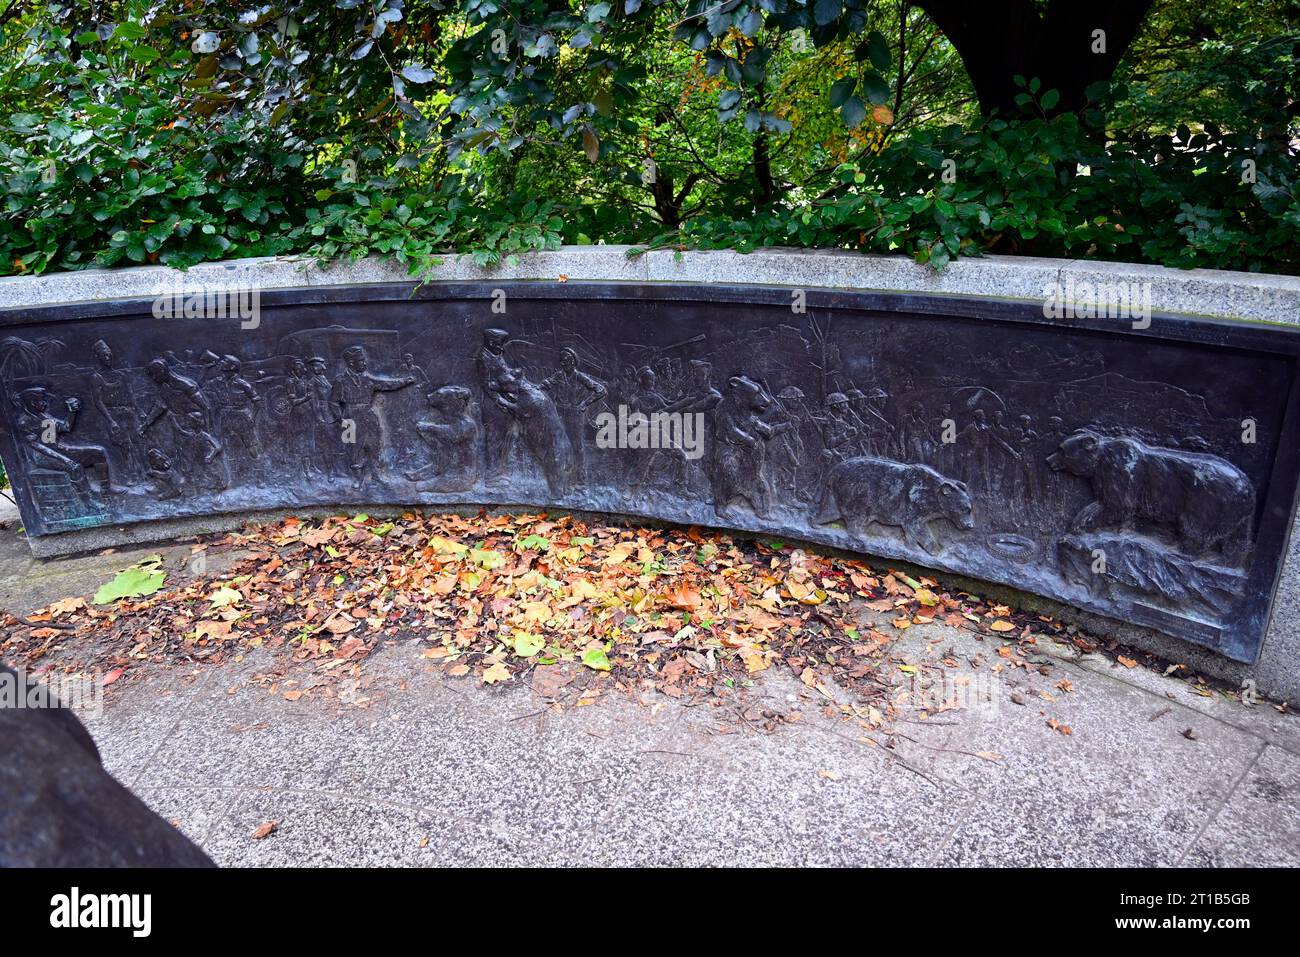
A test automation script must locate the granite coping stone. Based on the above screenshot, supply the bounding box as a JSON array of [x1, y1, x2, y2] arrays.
[[2, 247, 1298, 323]]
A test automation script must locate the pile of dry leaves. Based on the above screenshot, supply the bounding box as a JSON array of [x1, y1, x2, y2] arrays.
[[2, 511, 1071, 716]]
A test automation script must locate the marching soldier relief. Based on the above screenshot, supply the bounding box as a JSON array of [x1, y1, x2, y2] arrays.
[[3, 282, 1300, 665]]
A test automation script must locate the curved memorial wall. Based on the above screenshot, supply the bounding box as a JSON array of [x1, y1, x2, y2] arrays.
[[3, 251, 1300, 674]]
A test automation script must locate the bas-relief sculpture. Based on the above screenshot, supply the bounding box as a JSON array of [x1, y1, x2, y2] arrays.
[[0, 286, 1295, 665]]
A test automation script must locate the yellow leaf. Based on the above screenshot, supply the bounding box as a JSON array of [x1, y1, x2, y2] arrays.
[[912, 587, 939, 606], [427, 536, 469, 558], [604, 542, 635, 565], [989, 619, 1015, 632], [209, 586, 242, 608], [482, 661, 512, 684], [48, 596, 87, 616]]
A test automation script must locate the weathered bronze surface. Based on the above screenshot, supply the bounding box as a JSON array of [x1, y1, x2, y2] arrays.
[[3, 282, 1299, 663]]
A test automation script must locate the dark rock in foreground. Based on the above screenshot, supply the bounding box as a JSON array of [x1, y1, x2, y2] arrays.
[[0, 665, 214, 868]]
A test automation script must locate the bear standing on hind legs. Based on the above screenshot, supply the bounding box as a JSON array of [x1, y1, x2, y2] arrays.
[[710, 375, 776, 520]]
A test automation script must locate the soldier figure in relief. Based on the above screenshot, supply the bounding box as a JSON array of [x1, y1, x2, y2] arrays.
[[306, 356, 339, 476], [542, 347, 606, 479], [767, 386, 809, 500], [957, 408, 1020, 493], [662, 359, 722, 487], [627, 364, 672, 492], [402, 352, 432, 393], [898, 401, 935, 464], [208, 354, 262, 468], [284, 358, 319, 475], [331, 345, 415, 487], [815, 392, 861, 462]]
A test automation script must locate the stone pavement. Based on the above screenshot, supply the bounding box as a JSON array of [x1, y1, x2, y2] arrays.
[[2, 498, 1298, 867]]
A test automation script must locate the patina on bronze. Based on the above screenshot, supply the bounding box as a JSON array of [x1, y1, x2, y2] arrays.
[[2, 282, 1299, 665]]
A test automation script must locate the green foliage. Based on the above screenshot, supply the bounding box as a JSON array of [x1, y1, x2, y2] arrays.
[[0, 1, 1295, 277], [664, 96, 1300, 273]]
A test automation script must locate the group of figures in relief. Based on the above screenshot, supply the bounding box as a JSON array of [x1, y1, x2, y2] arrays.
[[0, 319, 1260, 629], [1, 333, 483, 521]]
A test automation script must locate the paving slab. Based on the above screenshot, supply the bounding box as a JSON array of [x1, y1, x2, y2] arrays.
[[1182, 745, 1300, 867], [1073, 653, 1300, 757], [134, 655, 416, 793], [884, 624, 1271, 866], [584, 721, 963, 867], [130, 785, 244, 849], [79, 666, 213, 787], [368, 694, 643, 865], [203, 789, 449, 868]]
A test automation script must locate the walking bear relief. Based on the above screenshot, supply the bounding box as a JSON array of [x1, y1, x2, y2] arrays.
[[813, 456, 976, 555]]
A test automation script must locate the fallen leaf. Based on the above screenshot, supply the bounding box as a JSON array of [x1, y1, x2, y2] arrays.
[[483, 661, 512, 684], [94, 561, 165, 604], [581, 647, 612, 672], [208, 586, 242, 608], [48, 596, 87, 616]]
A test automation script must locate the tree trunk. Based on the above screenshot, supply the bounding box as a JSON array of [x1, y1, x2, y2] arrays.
[[912, 0, 1154, 117], [651, 173, 681, 229]]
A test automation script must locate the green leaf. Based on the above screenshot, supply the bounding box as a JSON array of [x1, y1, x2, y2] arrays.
[[859, 71, 890, 105], [862, 30, 891, 72], [581, 647, 612, 671], [512, 631, 546, 658], [209, 586, 242, 607], [113, 22, 147, 41], [829, 78, 855, 108], [841, 95, 866, 128], [401, 64, 436, 84], [813, 0, 842, 27], [94, 559, 165, 605], [471, 548, 506, 569]]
